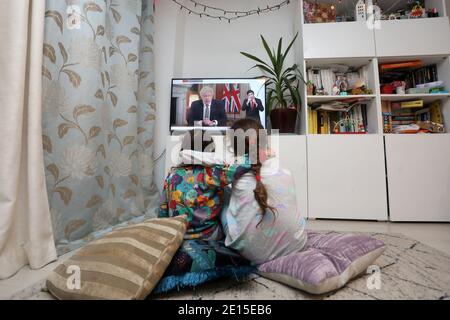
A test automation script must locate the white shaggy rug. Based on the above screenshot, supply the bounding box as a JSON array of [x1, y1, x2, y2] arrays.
[[9, 232, 450, 300]]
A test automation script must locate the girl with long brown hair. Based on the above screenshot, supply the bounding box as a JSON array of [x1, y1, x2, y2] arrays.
[[220, 118, 308, 264]]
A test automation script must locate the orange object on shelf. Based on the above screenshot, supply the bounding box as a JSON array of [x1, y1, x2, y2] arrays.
[[380, 60, 423, 71]]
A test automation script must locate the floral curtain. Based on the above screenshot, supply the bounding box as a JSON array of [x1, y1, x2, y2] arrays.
[[42, 0, 159, 255]]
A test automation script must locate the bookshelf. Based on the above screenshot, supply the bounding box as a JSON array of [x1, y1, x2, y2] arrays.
[[297, 0, 450, 221]]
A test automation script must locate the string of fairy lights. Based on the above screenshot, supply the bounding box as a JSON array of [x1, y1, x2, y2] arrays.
[[171, 0, 291, 23]]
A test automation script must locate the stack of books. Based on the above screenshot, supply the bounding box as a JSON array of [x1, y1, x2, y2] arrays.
[[379, 60, 447, 94], [381, 101, 392, 133], [405, 64, 439, 88], [381, 100, 445, 134]]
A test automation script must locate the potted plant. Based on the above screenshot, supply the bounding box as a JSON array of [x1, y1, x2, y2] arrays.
[[241, 32, 306, 133]]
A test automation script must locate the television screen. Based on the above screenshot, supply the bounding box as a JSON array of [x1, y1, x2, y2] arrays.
[[170, 78, 267, 132]]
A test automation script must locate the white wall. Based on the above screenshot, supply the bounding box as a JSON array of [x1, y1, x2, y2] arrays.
[[154, 0, 298, 191]]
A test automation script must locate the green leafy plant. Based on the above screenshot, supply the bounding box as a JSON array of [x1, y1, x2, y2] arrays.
[[240, 32, 307, 114]]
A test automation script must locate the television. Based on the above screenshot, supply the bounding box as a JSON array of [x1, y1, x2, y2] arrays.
[[170, 78, 267, 132]]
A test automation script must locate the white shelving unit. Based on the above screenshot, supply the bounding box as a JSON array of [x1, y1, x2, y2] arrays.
[[297, 0, 450, 221]]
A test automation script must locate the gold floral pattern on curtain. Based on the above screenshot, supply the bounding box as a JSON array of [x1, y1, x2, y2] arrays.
[[42, 0, 159, 254]]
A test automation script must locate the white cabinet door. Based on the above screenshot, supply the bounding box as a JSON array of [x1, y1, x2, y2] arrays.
[[303, 22, 376, 59], [307, 135, 388, 220], [375, 18, 450, 57], [385, 134, 450, 222], [273, 135, 308, 220]]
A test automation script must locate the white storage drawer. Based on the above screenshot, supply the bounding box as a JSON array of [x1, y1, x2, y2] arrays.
[[385, 134, 450, 222], [307, 135, 388, 220], [303, 22, 376, 59], [375, 17, 450, 57]]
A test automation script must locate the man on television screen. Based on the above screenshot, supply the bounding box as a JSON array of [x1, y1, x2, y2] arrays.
[[242, 90, 264, 125], [187, 86, 227, 127]]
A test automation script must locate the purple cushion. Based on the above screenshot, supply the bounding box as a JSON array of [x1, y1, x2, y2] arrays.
[[257, 231, 386, 294]]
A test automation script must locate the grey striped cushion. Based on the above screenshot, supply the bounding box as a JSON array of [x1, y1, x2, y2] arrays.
[[46, 215, 187, 300]]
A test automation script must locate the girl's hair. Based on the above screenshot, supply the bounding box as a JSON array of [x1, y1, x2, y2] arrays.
[[230, 118, 277, 227]]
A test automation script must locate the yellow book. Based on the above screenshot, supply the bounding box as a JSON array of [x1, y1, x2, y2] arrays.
[[308, 107, 313, 134], [312, 110, 318, 134], [323, 112, 329, 134], [401, 100, 424, 108], [429, 100, 443, 124]]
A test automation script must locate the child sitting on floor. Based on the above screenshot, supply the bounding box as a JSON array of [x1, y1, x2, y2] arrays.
[[223, 118, 308, 264], [185, 119, 308, 264], [158, 130, 251, 240]]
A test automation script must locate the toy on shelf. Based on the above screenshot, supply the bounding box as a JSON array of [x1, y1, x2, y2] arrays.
[[393, 81, 406, 94], [332, 85, 340, 96], [350, 86, 373, 95], [409, 3, 425, 18], [336, 75, 348, 93], [427, 8, 439, 17], [381, 84, 395, 94], [332, 116, 367, 134], [407, 0, 427, 18], [416, 121, 446, 133]]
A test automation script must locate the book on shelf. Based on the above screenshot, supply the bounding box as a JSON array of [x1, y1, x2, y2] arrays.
[[415, 108, 431, 122], [308, 107, 313, 134], [313, 109, 318, 134], [400, 100, 424, 109], [392, 120, 416, 125], [407, 64, 439, 87], [380, 60, 422, 72], [308, 109, 319, 134], [381, 101, 392, 133], [429, 100, 444, 124], [318, 111, 331, 134]]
